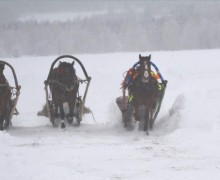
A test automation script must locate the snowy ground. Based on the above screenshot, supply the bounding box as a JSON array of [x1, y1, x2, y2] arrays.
[[1, 49, 220, 180]]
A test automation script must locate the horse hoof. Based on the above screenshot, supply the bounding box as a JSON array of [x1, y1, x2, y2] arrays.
[[67, 114, 73, 124], [126, 125, 134, 131], [61, 122, 65, 129], [75, 117, 81, 126], [67, 118, 73, 125], [52, 121, 58, 128]]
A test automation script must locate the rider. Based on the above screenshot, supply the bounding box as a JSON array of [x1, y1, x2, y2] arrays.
[[121, 54, 167, 111]]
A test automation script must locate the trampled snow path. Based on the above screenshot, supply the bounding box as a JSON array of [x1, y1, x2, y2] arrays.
[[1, 50, 220, 180]]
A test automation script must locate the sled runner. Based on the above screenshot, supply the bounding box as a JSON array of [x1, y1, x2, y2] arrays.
[[0, 61, 21, 130], [44, 55, 91, 128]]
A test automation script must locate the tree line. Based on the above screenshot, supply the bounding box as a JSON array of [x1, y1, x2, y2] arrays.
[[0, 1, 220, 57]]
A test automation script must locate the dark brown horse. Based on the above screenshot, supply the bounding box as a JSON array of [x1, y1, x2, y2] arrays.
[[0, 63, 11, 130], [128, 54, 159, 134], [49, 61, 79, 128]]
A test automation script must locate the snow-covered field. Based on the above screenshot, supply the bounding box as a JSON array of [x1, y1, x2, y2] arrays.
[[1, 49, 220, 180]]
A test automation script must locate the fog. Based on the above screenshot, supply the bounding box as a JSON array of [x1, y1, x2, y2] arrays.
[[1, 0, 220, 57]]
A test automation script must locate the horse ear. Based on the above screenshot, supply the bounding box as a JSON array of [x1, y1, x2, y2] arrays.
[[72, 61, 75, 66], [139, 54, 141, 60], [149, 54, 151, 60]]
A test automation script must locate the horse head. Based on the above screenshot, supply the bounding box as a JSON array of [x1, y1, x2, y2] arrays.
[[57, 61, 77, 88], [58, 61, 75, 75], [138, 54, 151, 83]]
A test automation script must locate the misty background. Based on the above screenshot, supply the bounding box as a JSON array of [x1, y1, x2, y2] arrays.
[[0, 0, 220, 57]]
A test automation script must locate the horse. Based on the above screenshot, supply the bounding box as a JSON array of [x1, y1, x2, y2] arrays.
[[0, 63, 11, 130], [49, 61, 79, 128], [128, 54, 159, 135]]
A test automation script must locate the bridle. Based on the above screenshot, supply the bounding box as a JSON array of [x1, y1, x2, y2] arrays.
[[139, 60, 151, 84]]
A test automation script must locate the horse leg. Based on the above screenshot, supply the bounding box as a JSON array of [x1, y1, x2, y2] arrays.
[[48, 103, 57, 127], [134, 104, 140, 121], [144, 106, 150, 135], [0, 108, 2, 130], [0, 102, 9, 130], [67, 100, 74, 125], [0, 102, 3, 130], [149, 109, 154, 130], [54, 104, 59, 118], [0, 116, 3, 130], [59, 103, 65, 129], [68, 95, 76, 118], [138, 105, 146, 131]]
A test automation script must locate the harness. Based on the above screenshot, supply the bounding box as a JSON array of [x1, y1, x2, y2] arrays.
[[122, 61, 164, 103], [49, 67, 79, 94], [123, 61, 163, 89]]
